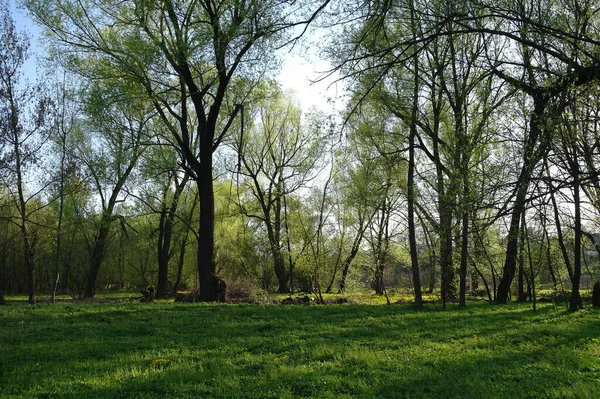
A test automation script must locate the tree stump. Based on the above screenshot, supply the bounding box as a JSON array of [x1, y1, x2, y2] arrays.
[[141, 287, 155, 302], [592, 281, 600, 308], [216, 277, 227, 302]]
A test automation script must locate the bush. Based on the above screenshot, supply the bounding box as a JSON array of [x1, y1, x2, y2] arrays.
[[225, 278, 266, 304]]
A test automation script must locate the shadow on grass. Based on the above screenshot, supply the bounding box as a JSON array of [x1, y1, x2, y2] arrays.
[[1, 302, 599, 398]]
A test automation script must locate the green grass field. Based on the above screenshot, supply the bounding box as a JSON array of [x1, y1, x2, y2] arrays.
[[1, 299, 599, 398]]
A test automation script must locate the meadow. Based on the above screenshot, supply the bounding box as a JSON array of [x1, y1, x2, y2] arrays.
[[1, 297, 599, 398]]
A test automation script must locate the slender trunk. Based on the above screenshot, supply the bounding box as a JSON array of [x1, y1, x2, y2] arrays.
[[447, 20, 467, 309], [522, 214, 537, 311], [420, 219, 436, 294], [491, 261, 497, 302], [16, 153, 35, 304], [570, 159, 582, 311], [283, 193, 295, 293], [408, 129, 423, 307], [439, 203, 454, 307], [339, 222, 368, 293], [325, 224, 346, 294], [548, 160, 575, 283], [173, 235, 188, 295], [264, 201, 288, 293], [408, 12, 423, 309], [496, 172, 530, 304], [458, 209, 468, 308], [22, 224, 36, 305], [54, 139, 66, 304], [84, 154, 139, 298], [173, 194, 196, 295], [10, 87, 35, 304], [545, 229, 558, 289], [433, 141, 454, 307], [273, 192, 288, 293], [374, 200, 388, 296], [157, 203, 169, 294], [517, 212, 527, 302], [157, 174, 189, 298], [497, 96, 548, 303], [469, 255, 493, 303]]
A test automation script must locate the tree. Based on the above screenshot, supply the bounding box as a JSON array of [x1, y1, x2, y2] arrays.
[[73, 80, 148, 298], [234, 85, 323, 293], [0, 2, 54, 304], [342, 97, 407, 297], [329, 153, 376, 293], [138, 141, 191, 298]]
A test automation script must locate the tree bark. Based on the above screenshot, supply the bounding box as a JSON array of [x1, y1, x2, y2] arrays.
[[84, 221, 110, 298], [196, 154, 218, 301]]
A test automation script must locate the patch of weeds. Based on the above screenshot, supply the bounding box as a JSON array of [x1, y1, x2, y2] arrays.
[[147, 358, 171, 370]]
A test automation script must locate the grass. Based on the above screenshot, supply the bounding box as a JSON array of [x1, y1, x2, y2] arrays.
[[1, 299, 599, 398]]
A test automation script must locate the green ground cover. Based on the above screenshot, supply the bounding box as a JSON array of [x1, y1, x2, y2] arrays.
[[1, 300, 599, 398]]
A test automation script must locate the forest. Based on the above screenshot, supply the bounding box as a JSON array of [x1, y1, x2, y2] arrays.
[[2, 0, 600, 312]]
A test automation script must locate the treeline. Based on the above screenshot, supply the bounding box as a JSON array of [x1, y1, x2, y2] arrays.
[[2, 0, 600, 310]]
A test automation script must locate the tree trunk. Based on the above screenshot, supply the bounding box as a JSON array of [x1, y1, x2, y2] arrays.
[[407, 140, 422, 307], [523, 214, 537, 311], [439, 204, 455, 307], [592, 281, 600, 307], [373, 199, 389, 296], [408, 12, 423, 309], [569, 159, 583, 311], [197, 161, 218, 301], [274, 250, 288, 294], [17, 166, 36, 305], [24, 232, 36, 305], [338, 224, 367, 292], [195, 113, 227, 301], [469, 256, 493, 303], [157, 204, 170, 296], [283, 194, 295, 293], [458, 208, 468, 308], [434, 145, 455, 307], [545, 228, 558, 289], [517, 213, 528, 302], [173, 233, 188, 295], [157, 174, 189, 298], [84, 222, 110, 298], [496, 95, 548, 304]]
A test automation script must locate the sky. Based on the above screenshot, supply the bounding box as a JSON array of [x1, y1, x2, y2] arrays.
[[9, 1, 344, 115]]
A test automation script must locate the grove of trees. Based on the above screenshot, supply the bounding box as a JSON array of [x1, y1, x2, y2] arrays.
[[2, 0, 600, 311]]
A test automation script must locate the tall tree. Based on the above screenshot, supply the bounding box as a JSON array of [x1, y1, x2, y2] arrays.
[[234, 85, 323, 293], [74, 80, 148, 298], [138, 141, 191, 298], [0, 2, 54, 304]]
